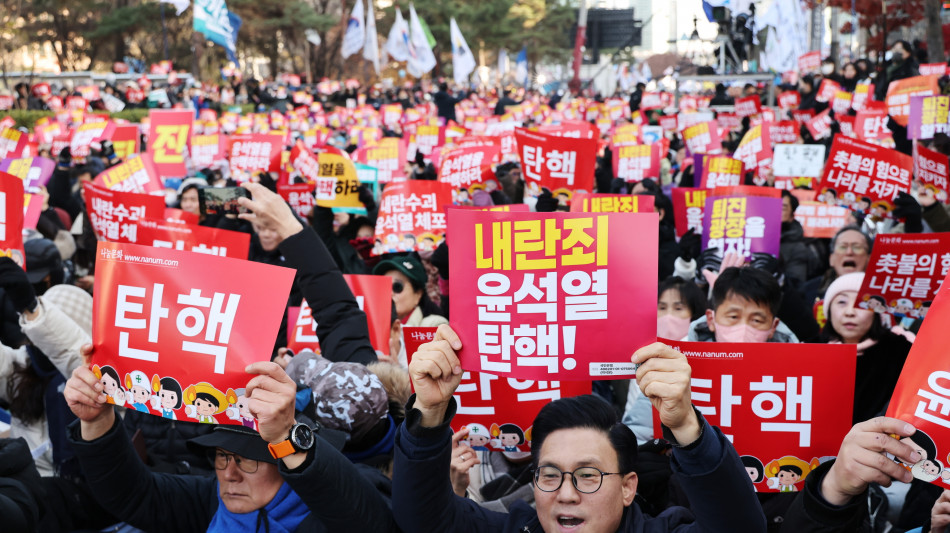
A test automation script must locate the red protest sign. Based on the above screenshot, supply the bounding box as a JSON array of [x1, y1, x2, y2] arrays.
[[0, 172, 25, 267], [852, 83, 874, 112], [832, 91, 854, 115], [448, 210, 658, 380], [921, 63, 948, 77], [733, 124, 772, 171], [352, 138, 407, 183], [70, 121, 116, 159], [798, 51, 821, 74], [716, 113, 741, 132], [91, 241, 295, 425], [288, 275, 394, 357], [408, 123, 445, 157], [612, 144, 660, 182], [109, 124, 140, 160], [916, 144, 950, 204], [278, 183, 316, 218], [164, 207, 199, 226], [657, 340, 856, 493], [682, 121, 722, 155], [569, 193, 655, 213], [147, 110, 193, 176], [374, 181, 452, 255], [855, 103, 890, 141], [438, 145, 501, 197], [816, 79, 841, 104], [135, 218, 250, 259], [886, 269, 950, 487], [817, 135, 912, 212], [83, 182, 165, 243], [778, 91, 801, 110], [514, 128, 596, 199], [887, 75, 940, 127], [405, 326, 591, 452], [805, 109, 833, 140], [640, 92, 672, 111], [671, 187, 707, 238], [793, 201, 851, 238], [856, 233, 950, 326], [229, 133, 284, 180], [735, 96, 762, 118], [190, 134, 225, 169], [770, 121, 800, 144], [93, 153, 163, 194], [538, 121, 598, 139], [791, 109, 816, 124], [698, 156, 744, 189]]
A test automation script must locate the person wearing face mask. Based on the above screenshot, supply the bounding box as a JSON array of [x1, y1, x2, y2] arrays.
[[875, 40, 919, 102], [819, 58, 843, 84]]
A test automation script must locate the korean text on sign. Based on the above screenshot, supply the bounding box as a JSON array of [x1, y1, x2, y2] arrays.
[[856, 233, 950, 318], [818, 135, 912, 210], [701, 196, 782, 259], [449, 210, 658, 380], [373, 181, 452, 255]]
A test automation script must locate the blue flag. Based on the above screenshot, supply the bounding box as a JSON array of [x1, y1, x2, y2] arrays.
[[194, 0, 241, 65]]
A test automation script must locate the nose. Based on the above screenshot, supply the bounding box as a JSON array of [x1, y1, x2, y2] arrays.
[[221, 458, 244, 482], [554, 474, 581, 503]]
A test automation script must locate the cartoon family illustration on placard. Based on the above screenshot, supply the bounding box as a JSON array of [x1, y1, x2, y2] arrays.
[[740, 455, 824, 492], [90, 365, 256, 429], [456, 422, 532, 456]]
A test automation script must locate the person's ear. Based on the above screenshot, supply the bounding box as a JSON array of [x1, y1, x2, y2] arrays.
[[621, 472, 638, 506], [768, 317, 780, 340], [705, 309, 716, 332], [656, 207, 665, 220]]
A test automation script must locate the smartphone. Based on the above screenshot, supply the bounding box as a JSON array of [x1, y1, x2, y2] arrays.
[[198, 186, 250, 216]]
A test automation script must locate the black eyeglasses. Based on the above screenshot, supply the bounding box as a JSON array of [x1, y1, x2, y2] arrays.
[[392, 280, 405, 294], [534, 466, 620, 494], [208, 450, 260, 474]]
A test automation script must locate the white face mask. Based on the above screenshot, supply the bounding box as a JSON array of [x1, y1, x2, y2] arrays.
[[821, 65, 834, 75]]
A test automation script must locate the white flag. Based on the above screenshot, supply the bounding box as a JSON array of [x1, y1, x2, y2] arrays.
[[449, 18, 476, 86], [305, 29, 322, 47], [407, 4, 436, 77], [363, 0, 380, 74], [385, 8, 410, 62], [341, 0, 365, 59], [160, 0, 190, 16]]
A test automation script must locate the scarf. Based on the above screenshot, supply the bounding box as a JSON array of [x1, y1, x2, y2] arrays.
[[208, 481, 309, 533]]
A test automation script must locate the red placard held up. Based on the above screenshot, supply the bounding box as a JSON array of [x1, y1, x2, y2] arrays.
[[770, 121, 800, 144], [93, 153, 163, 195], [448, 210, 658, 380], [70, 121, 116, 160], [352, 138, 407, 183], [855, 103, 891, 141], [798, 51, 821, 74], [373, 181, 452, 255], [735, 95, 762, 118], [806, 109, 833, 140], [147, 109, 193, 176], [816, 79, 841, 103], [655, 340, 856, 493], [92, 241, 295, 425], [612, 144, 660, 182], [816, 135, 912, 213], [886, 75, 940, 127], [405, 326, 592, 453], [698, 156, 744, 189], [190, 134, 225, 170], [569, 193, 655, 213], [229, 133, 284, 181], [671, 187, 708, 238], [83, 182, 165, 243], [514, 128, 596, 199], [278, 183, 317, 218], [0, 172, 25, 267], [778, 91, 801, 110], [438, 145, 501, 199], [682, 121, 722, 155], [916, 144, 950, 204], [792, 201, 851, 238], [135, 218, 251, 259], [109, 124, 141, 161]]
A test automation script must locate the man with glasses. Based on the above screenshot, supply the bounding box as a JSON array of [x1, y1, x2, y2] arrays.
[[799, 226, 873, 314], [393, 325, 766, 532]]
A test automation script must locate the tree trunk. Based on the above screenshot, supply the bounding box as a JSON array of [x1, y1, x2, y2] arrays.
[[924, 0, 946, 63]]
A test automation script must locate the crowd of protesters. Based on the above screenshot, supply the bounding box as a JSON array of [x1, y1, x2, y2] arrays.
[[3, 37, 950, 533]]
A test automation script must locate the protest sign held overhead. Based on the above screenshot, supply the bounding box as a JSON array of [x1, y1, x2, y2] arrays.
[[438, 144, 501, 201], [793, 202, 850, 238], [671, 188, 707, 238], [915, 144, 950, 205], [816, 135, 912, 213], [514, 128, 596, 200], [612, 144, 660, 183], [909, 95, 950, 140], [84, 182, 165, 244], [0, 172, 25, 267], [701, 195, 782, 259], [772, 144, 826, 178], [147, 109, 193, 177], [449, 210, 658, 380], [569, 193, 655, 213], [682, 121, 722, 155], [374, 180, 451, 255], [698, 156, 744, 189], [93, 153, 163, 195], [92, 241, 295, 425], [0, 157, 55, 193], [229, 133, 284, 180], [134, 218, 251, 259], [353, 138, 407, 183]]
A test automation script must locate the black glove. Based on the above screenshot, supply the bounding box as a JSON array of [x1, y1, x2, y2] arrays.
[[0, 258, 38, 313], [609, 178, 629, 194], [100, 139, 116, 161], [892, 191, 923, 233], [678, 228, 702, 263], [749, 252, 780, 277], [535, 190, 559, 212], [430, 241, 449, 279], [357, 184, 376, 212]]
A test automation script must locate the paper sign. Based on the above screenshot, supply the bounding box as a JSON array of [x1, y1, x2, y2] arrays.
[[373, 180, 452, 255], [886, 75, 940, 127], [832, 91, 853, 115], [817, 79, 841, 104], [735, 96, 762, 118], [278, 183, 316, 218], [856, 233, 950, 325], [353, 138, 407, 183], [92, 241, 295, 425], [93, 153, 163, 195], [816, 135, 912, 212], [147, 110, 193, 176], [569, 194, 655, 213], [778, 91, 801, 110], [0, 157, 55, 192], [0, 172, 25, 267], [806, 109, 833, 140], [772, 144, 827, 178], [908, 95, 950, 140], [852, 83, 874, 112], [915, 144, 950, 204], [886, 267, 950, 486], [855, 103, 891, 141], [798, 51, 821, 74], [191, 134, 225, 170], [682, 121, 722, 155], [109, 124, 141, 161], [656, 340, 856, 493], [70, 121, 115, 159], [229, 133, 284, 179], [770, 122, 800, 144], [613, 144, 660, 182], [671, 188, 708, 238], [514, 128, 596, 199], [793, 201, 851, 238], [699, 156, 744, 189], [134, 218, 250, 259], [438, 145, 501, 199], [83, 182, 165, 243], [448, 210, 658, 380], [313, 151, 364, 211], [701, 195, 782, 259]]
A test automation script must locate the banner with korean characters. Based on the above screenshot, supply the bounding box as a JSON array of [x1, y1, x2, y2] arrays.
[[134, 218, 250, 259], [147, 109, 193, 176], [287, 275, 393, 357], [83, 182, 164, 244], [438, 144, 501, 202], [682, 121, 722, 155], [855, 103, 892, 142], [772, 144, 827, 189], [886, 266, 950, 487], [569, 193, 655, 214], [70, 121, 116, 160], [353, 138, 407, 183], [671, 188, 708, 238], [373, 180, 452, 255], [915, 144, 950, 205], [92, 154, 163, 195], [735, 95, 762, 118], [698, 156, 744, 189], [405, 326, 592, 453], [0, 172, 25, 267], [886, 75, 940, 127], [228, 133, 284, 181], [701, 195, 782, 259], [852, 83, 874, 112], [778, 91, 801, 111], [108, 124, 141, 161], [190, 134, 226, 170], [770, 121, 800, 145], [612, 144, 660, 183], [816, 135, 912, 212], [278, 183, 317, 218], [654, 340, 856, 494], [407, 123, 444, 158], [805, 109, 833, 141], [448, 210, 658, 380], [798, 51, 821, 74], [855, 233, 950, 330], [514, 128, 596, 200], [793, 202, 850, 238], [908, 95, 950, 140], [733, 123, 772, 171], [91, 241, 295, 425], [0, 157, 55, 192], [313, 151, 364, 212]]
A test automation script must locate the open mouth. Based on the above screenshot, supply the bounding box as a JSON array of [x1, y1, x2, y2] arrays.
[[558, 516, 584, 529], [841, 260, 857, 269]]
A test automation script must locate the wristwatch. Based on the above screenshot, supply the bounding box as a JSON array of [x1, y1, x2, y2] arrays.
[[268, 423, 315, 459]]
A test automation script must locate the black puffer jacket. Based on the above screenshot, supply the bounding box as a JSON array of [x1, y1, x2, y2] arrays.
[[121, 411, 213, 474]]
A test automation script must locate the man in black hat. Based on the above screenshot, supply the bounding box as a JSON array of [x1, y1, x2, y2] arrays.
[[64, 347, 397, 532]]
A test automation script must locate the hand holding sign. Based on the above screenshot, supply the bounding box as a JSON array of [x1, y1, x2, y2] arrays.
[[819, 417, 918, 506], [634, 342, 700, 446], [238, 182, 304, 241], [450, 427, 480, 497], [931, 490, 950, 533], [64, 344, 114, 441], [245, 361, 298, 445], [408, 324, 463, 428]]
